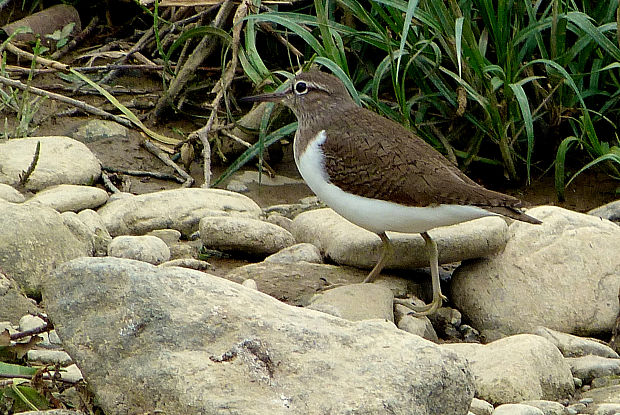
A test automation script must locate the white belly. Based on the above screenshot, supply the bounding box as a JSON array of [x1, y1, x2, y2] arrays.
[[294, 130, 497, 234]]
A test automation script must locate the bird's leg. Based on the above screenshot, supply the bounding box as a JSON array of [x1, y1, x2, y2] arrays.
[[363, 232, 392, 283], [405, 232, 447, 316]]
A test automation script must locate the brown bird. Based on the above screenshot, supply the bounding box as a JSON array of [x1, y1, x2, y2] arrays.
[[243, 69, 541, 315]]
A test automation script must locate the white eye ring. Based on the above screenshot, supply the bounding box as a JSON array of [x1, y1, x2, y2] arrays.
[[294, 81, 308, 95]]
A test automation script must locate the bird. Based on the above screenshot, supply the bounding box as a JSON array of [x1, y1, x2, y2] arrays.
[[242, 69, 541, 315]]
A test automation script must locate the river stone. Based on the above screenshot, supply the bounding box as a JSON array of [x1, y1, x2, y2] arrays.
[[469, 397, 493, 415], [307, 283, 394, 322], [0, 202, 91, 296], [70, 119, 129, 143], [492, 404, 544, 415], [0, 271, 38, 324], [588, 199, 620, 223], [567, 355, 620, 384], [394, 304, 438, 342], [291, 208, 509, 270], [61, 212, 95, 256], [199, 216, 295, 256], [0, 183, 24, 202], [43, 257, 475, 415], [532, 327, 619, 358], [450, 206, 620, 336], [520, 399, 571, 415], [76, 209, 112, 257], [108, 235, 170, 265], [0, 136, 101, 191], [97, 188, 261, 237], [26, 184, 108, 212], [443, 334, 574, 405], [263, 242, 323, 264], [225, 261, 415, 307]]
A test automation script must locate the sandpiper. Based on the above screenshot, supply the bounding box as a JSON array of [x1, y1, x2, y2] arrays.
[[243, 69, 541, 315]]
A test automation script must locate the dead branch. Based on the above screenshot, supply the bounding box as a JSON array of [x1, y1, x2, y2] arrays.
[[141, 139, 194, 187], [4, 42, 70, 72], [149, 0, 235, 121], [51, 16, 100, 61], [0, 75, 134, 128], [103, 166, 184, 183], [100, 171, 121, 193]]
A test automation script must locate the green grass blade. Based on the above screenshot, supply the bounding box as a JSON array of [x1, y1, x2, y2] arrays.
[[212, 122, 298, 186], [566, 151, 620, 187], [508, 82, 535, 183], [554, 136, 579, 200], [396, 0, 419, 77], [455, 16, 463, 78]]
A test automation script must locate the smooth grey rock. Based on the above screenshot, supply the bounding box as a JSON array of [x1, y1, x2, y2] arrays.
[[469, 398, 493, 415], [291, 208, 509, 270], [533, 327, 619, 358], [108, 235, 170, 265], [71, 119, 129, 143], [0, 271, 38, 324], [27, 350, 72, 366], [519, 400, 568, 415], [394, 304, 438, 342], [98, 188, 261, 237], [225, 179, 248, 193], [264, 213, 294, 233], [26, 184, 108, 212], [567, 355, 620, 384], [592, 403, 620, 415], [19, 314, 45, 332], [492, 404, 544, 415], [0, 183, 24, 202], [43, 257, 475, 415], [451, 206, 620, 336], [588, 199, 620, 223], [591, 375, 620, 389], [20, 410, 86, 415], [60, 364, 83, 383], [241, 279, 258, 290], [443, 334, 574, 405], [0, 202, 91, 296], [76, 209, 111, 256], [200, 216, 295, 256], [225, 261, 414, 307], [0, 136, 101, 191], [264, 243, 323, 264], [61, 212, 95, 256], [307, 283, 394, 322], [146, 229, 181, 247]]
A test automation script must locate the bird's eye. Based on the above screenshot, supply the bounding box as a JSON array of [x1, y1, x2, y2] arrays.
[[294, 81, 308, 95]]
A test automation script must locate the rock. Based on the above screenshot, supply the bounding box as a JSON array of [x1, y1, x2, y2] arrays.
[[0, 183, 25, 202], [59, 364, 83, 383], [0, 271, 38, 324], [61, 212, 95, 256], [108, 235, 170, 265], [241, 279, 258, 290], [492, 404, 544, 415], [27, 350, 72, 366], [394, 304, 438, 342], [567, 355, 620, 384], [588, 199, 620, 223], [76, 209, 112, 256], [200, 216, 295, 256], [291, 208, 509, 271], [443, 334, 574, 405], [263, 243, 323, 264], [70, 119, 129, 143], [19, 411, 86, 415], [226, 179, 249, 193], [97, 188, 261, 237], [532, 327, 619, 358], [428, 306, 463, 340], [307, 284, 394, 322], [591, 375, 620, 389], [0, 136, 101, 191], [519, 400, 567, 415], [469, 397, 493, 415], [146, 229, 181, 247], [43, 257, 475, 415], [225, 261, 414, 307], [450, 206, 620, 336], [0, 202, 92, 296], [19, 314, 46, 332], [580, 385, 620, 412], [264, 213, 294, 233], [25, 184, 108, 212]]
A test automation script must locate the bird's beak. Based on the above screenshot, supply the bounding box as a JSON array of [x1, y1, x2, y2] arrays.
[[239, 90, 287, 103]]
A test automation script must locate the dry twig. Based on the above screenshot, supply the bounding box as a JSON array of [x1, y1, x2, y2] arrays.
[[141, 139, 194, 187]]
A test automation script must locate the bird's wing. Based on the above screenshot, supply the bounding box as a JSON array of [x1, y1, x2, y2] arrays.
[[320, 106, 527, 211]]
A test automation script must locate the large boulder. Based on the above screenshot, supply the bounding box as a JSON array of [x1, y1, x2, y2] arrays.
[[43, 257, 474, 415], [0, 136, 101, 191], [450, 206, 620, 336]]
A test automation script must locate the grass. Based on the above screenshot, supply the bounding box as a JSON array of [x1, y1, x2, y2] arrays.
[[237, 0, 620, 198]]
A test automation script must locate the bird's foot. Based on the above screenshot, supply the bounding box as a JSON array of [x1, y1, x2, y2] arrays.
[[394, 293, 446, 317], [317, 278, 346, 292]]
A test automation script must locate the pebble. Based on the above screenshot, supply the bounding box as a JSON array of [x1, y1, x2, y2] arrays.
[[70, 119, 129, 143], [567, 355, 620, 384], [394, 304, 438, 341], [25, 184, 109, 212], [0, 183, 25, 202], [27, 349, 73, 366], [146, 229, 182, 246], [307, 283, 394, 322], [469, 397, 493, 415], [492, 404, 544, 415], [263, 242, 323, 264]]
